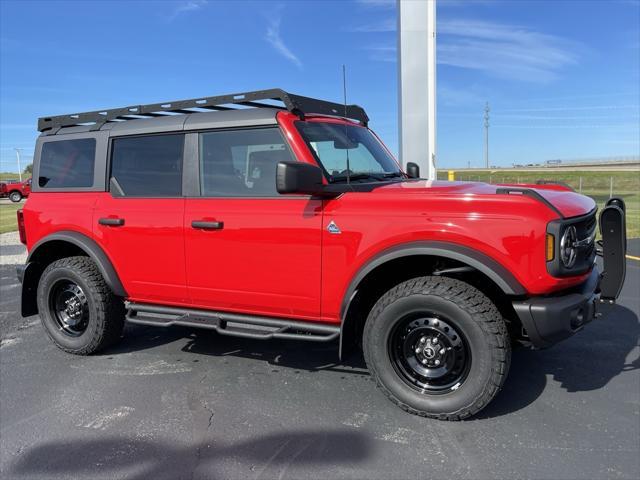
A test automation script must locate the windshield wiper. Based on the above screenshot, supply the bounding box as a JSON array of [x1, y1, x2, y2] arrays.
[[330, 172, 402, 183], [331, 173, 383, 183]]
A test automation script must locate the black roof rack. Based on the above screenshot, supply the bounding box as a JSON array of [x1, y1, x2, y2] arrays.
[[37, 88, 369, 133]]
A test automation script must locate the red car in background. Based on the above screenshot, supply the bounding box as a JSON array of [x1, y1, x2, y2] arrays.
[[0, 177, 31, 202]]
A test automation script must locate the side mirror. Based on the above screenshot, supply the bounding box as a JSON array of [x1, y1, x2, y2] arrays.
[[406, 162, 420, 179], [276, 161, 326, 195]]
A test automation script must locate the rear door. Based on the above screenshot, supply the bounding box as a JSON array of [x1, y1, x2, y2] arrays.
[[93, 133, 187, 305], [184, 127, 323, 319]]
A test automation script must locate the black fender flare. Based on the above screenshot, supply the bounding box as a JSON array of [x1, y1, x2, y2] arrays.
[[21, 231, 127, 316], [338, 241, 526, 359]]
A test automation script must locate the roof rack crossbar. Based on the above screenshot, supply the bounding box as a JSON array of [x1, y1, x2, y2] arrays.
[[37, 88, 369, 132]]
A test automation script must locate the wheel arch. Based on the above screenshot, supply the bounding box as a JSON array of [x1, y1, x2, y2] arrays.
[[21, 231, 127, 317], [338, 241, 526, 360]]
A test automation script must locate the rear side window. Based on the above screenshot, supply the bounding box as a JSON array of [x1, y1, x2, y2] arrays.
[[39, 138, 96, 188], [199, 128, 293, 197], [110, 134, 184, 197]]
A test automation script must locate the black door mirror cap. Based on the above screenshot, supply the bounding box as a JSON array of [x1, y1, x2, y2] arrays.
[[276, 161, 332, 196], [406, 162, 420, 179]]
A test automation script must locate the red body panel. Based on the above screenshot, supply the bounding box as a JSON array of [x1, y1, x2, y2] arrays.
[[93, 194, 188, 304], [184, 198, 323, 319], [23, 192, 96, 251], [22, 112, 597, 326]]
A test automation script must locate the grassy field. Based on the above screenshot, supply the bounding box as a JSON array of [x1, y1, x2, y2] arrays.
[[0, 172, 22, 181], [0, 202, 22, 234], [438, 169, 640, 238]]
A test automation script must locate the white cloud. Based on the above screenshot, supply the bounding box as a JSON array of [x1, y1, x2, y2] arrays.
[[355, 0, 395, 8], [168, 0, 208, 21], [351, 17, 396, 32], [437, 19, 580, 83], [266, 14, 302, 68], [364, 44, 396, 62]]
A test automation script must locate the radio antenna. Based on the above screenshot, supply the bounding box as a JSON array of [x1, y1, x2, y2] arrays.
[[342, 64, 351, 184]]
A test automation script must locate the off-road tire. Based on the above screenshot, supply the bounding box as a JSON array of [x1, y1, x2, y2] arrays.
[[37, 256, 125, 354], [363, 276, 510, 420], [9, 191, 22, 202]]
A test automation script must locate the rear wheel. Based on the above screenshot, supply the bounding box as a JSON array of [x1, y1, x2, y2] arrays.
[[9, 191, 22, 202], [363, 276, 510, 420], [37, 256, 125, 354]]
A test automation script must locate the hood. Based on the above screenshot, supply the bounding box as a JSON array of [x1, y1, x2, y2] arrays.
[[372, 180, 595, 218]]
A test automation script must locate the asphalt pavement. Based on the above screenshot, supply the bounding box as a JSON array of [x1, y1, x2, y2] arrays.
[[1, 234, 638, 480]]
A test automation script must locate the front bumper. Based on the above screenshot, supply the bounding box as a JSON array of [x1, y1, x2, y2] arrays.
[[512, 197, 627, 348], [513, 268, 600, 348]]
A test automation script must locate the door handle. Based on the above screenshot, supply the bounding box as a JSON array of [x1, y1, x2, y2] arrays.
[[98, 217, 125, 226], [191, 220, 224, 230]]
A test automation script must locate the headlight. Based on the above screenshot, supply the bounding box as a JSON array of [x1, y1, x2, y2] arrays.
[[560, 225, 577, 268]]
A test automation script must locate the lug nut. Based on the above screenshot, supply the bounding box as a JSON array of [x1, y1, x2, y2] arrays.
[[440, 348, 446, 355], [420, 337, 426, 344], [434, 359, 441, 366], [422, 359, 428, 365], [415, 347, 421, 354], [432, 337, 438, 344]]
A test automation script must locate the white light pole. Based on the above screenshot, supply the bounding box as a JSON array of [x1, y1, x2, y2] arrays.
[[398, 0, 437, 180], [14, 148, 23, 181]]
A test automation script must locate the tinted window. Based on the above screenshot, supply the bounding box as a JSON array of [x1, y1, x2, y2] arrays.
[[199, 128, 293, 197], [39, 138, 96, 188], [111, 134, 184, 197]]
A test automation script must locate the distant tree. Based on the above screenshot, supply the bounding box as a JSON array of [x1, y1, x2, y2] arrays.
[[23, 163, 33, 175]]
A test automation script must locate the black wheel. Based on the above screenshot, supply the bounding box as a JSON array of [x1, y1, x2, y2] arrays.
[[363, 276, 510, 420], [37, 256, 125, 354], [9, 191, 22, 202]]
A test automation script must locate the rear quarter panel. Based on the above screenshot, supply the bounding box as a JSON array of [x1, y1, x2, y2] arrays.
[[22, 192, 98, 252]]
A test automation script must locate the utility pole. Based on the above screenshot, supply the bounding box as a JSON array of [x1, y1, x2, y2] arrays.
[[14, 148, 23, 181], [483, 102, 490, 169]]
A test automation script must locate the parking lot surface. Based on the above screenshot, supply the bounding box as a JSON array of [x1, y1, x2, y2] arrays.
[[1, 233, 638, 480]]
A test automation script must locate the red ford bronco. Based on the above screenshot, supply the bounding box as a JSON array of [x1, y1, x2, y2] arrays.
[[1, 177, 31, 202], [16, 89, 627, 420]]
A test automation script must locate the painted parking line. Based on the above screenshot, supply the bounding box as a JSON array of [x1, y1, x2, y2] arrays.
[[626, 254, 640, 262]]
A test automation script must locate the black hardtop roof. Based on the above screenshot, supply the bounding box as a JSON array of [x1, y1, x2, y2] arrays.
[[37, 88, 369, 134]]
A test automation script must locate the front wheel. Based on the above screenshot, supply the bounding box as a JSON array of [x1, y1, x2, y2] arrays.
[[363, 276, 510, 420], [9, 191, 22, 202]]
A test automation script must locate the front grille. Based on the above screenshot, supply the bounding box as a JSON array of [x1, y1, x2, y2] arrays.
[[574, 211, 597, 267], [547, 209, 597, 277]]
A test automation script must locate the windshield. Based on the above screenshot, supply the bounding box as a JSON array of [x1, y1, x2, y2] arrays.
[[295, 121, 402, 183]]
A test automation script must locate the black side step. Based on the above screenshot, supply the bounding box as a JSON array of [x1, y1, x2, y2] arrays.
[[125, 302, 340, 343]]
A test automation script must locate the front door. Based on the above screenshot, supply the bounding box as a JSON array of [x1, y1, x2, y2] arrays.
[[184, 127, 322, 319], [94, 133, 187, 305]]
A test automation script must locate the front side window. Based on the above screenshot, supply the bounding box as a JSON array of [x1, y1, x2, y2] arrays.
[[199, 128, 294, 197], [295, 121, 402, 183], [110, 134, 184, 197], [39, 138, 96, 188]]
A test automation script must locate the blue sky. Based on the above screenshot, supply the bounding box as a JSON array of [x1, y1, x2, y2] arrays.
[[1, 0, 639, 172]]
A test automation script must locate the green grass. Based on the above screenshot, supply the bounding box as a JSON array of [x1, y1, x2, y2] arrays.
[[0, 203, 21, 234], [438, 170, 640, 238], [0, 172, 21, 181]]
